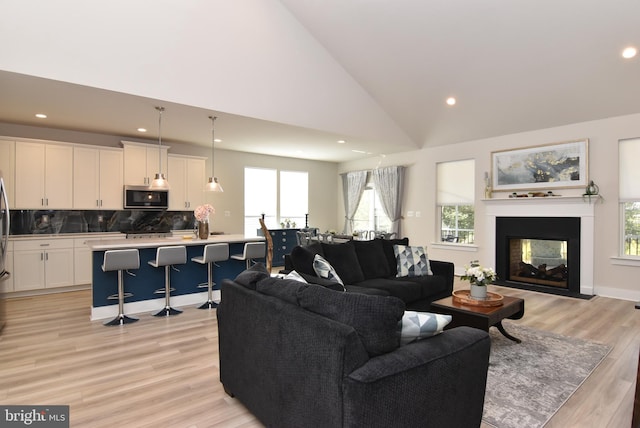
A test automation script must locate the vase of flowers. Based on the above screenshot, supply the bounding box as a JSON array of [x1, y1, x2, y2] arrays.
[[194, 204, 215, 240], [461, 261, 497, 300]]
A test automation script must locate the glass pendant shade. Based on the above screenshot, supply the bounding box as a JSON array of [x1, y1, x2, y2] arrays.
[[205, 176, 223, 192], [150, 106, 170, 190], [149, 173, 170, 190]]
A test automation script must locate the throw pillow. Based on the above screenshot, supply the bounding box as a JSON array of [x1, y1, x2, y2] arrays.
[[290, 243, 324, 277], [313, 254, 346, 291], [233, 262, 270, 290], [256, 276, 309, 304], [397, 311, 452, 345], [298, 271, 346, 291], [284, 270, 308, 283], [297, 284, 405, 356], [350, 239, 390, 279], [320, 241, 365, 284], [381, 237, 409, 276], [394, 245, 433, 277]]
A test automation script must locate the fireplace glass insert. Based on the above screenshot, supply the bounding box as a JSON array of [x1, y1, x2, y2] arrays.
[[509, 238, 568, 288]]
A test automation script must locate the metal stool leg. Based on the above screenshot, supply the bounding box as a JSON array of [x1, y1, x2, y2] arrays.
[[198, 262, 218, 310], [105, 270, 138, 326], [153, 265, 183, 317]]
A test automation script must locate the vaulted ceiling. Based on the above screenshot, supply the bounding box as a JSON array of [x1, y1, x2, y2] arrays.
[[0, 1, 638, 162]]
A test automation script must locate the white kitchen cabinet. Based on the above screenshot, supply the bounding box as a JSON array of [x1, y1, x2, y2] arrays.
[[15, 142, 73, 209], [0, 139, 15, 208], [122, 141, 169, 186], [168, 155, 206, 210], [73, 146, 123, 209], [73, 238, 92, 285], [13, 239, 74, 291]]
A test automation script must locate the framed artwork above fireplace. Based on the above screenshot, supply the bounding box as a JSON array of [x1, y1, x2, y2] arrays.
[[491, 139, 588, 191]]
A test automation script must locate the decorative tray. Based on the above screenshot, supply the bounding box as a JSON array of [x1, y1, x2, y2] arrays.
[[452, 290, 504, 307]]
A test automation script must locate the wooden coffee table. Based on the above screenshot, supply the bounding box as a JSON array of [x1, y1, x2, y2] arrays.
[[430, 294, 525, 343]]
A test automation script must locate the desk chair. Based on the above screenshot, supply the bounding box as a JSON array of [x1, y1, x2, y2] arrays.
[[148, 245, 187, 317], [102, 249, 140, 326], [231, 242, 266, 270], [191, 243, 229, 309]]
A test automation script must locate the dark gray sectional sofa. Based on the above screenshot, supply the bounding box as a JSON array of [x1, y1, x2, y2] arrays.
[[288, 238, 454, 311], [217, 265, 491, 428]]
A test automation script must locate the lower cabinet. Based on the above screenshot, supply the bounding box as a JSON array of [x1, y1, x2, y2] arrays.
[[13, 239, 75, 291], [74, 238, 93, 285], [1, 242, 13, 293], [259, 228, 299, 267]]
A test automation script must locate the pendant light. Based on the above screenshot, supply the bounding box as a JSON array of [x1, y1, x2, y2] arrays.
[[205, 115, 224, 192], [149, 106, 170, 190]]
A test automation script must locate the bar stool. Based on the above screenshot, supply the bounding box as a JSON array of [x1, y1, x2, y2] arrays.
[[191, 243, 229, 309], [230, 242, 266, 270], [102, 249, 140, 326], [148, 245, 187, 317]]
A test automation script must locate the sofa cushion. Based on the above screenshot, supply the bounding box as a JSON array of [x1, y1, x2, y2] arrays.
[[290, 242, 324, 276], [394, 245, 433, 277], [320, 242, 365, 284], [350, 239, 390, 279], [313, 254, 346, 291], [392, 274, 449, 299], [297, 284, 405, 356], [356, 277, 423, 303], [299, 271, 345, 291], [397, 311, 452, 345], [256, 276, 309, 304], [233, 262, 270, 290], [381, 237, 409, 276]]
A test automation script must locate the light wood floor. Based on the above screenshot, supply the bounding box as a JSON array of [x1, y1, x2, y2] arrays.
[[0, 279, 638, 428]]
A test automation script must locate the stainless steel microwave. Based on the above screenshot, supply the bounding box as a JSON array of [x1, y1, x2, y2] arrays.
[[124, 185, 169, 210]]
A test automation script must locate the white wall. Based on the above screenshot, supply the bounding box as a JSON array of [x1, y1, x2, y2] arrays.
[[339, 112, 640, 302]]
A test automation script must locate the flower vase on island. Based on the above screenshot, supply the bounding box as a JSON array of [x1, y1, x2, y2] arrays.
[[194, 204, 215, 240], [461, 261, 497, 300]]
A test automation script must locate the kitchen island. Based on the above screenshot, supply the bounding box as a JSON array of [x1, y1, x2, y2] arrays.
[[87, 234, 264, 320]]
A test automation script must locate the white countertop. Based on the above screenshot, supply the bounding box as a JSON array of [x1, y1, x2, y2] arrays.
[[85, 234, 264, 250]]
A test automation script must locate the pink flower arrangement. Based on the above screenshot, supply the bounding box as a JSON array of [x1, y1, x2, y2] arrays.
[[194, 204, 215, 222]]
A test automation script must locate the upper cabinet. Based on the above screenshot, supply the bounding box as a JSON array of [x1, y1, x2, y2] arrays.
[[122, 141, 169, 186], [73, 146, 123, 209], [15, 141, 73, 209], [0, 139, 15, 207], [167, 155, 206, 210]]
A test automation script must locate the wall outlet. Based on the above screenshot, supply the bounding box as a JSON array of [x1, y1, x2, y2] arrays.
[[415, 211, 421, 218], [407, 211, 414, 217], [224, 211, 231, 217]]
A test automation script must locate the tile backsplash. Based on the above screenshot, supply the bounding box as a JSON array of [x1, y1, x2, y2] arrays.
[[10, 210, 195, 235]]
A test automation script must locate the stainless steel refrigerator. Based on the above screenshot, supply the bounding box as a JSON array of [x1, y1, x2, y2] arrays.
[[0, 172, 10, 332]]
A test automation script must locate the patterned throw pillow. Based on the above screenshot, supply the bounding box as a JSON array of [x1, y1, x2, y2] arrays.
[[284, 270, 308, 283], [394, 245, 433, 277], [397, 311, 452, 345], [313, 254, 346, 291]]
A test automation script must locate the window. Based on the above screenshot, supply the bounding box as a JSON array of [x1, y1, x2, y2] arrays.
[[620, 138, 640, 257], [244, 167, 308, 236], [352, 179, 391, 233], [436, 159, 475, 244]]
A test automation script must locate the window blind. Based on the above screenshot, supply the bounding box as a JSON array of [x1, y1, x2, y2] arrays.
[[619, 138, 640, 201], [436, 159, 475, 205]]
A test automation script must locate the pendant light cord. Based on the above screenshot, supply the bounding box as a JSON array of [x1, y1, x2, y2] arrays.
[[209, 115, 217, 178], [156, 106, 165, 173]]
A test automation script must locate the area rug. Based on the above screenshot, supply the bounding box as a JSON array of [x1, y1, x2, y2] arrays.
[[482, 322, 611, 428]]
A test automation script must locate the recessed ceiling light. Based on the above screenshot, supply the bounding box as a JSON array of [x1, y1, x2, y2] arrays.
[[446, 97, 456, 106], [337, 140, 346, 144], [352, 149, 366, 154], [35, 113, 47, 119], [622, 46, 637, 59], [137, 128, 147, 133], [214, 138, 222, 143]]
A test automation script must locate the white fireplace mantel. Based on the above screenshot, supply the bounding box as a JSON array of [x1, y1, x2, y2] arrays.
[[484, 197, 595, 295]]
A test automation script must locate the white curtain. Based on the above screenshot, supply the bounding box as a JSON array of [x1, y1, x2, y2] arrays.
[[341, 171, 368, 234], [372, 165, 405, 237]]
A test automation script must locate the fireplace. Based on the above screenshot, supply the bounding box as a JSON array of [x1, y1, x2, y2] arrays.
[[495, 217, 583, 297], [480, 196, 595, 298]]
